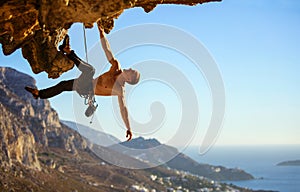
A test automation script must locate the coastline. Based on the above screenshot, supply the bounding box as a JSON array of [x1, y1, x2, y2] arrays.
[[183, 145, 300, 192]]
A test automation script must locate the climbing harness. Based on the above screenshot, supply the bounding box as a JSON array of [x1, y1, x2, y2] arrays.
[[83, 93, 98, 123]]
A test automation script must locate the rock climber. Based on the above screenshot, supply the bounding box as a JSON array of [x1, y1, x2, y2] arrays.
[[25, 25, 140, 141]]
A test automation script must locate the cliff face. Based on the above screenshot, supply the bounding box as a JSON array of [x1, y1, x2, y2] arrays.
[[0, 67, 87, 170], [0, 0, 221, 78], [0, 102, 40, 169]]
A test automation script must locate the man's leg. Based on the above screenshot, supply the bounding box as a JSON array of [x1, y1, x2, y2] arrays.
[[25, 79, 74, 99], [59, 34, 95, 98], [39, 79, 74, 99], [67, 51, 95, 76], [60, 34, 95, 76]]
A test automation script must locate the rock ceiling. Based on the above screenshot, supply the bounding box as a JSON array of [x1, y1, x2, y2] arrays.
[[0, 0, 220, 78]]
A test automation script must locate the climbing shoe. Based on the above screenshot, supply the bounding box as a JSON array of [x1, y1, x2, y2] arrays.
[[25, 86, 39, 99], [59, 34, 70, 53]]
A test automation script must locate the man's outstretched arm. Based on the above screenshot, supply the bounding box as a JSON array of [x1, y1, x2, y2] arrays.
[[97, 25, 121, 71], [118, 95, 132, 141]]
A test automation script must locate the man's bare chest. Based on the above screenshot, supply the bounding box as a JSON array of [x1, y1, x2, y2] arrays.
[[94, 72, 122, 96]]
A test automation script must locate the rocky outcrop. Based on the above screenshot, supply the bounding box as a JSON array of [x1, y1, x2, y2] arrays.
[[0, 0, 221, 78], [0, 67, 87, 170], [0, 102, 40, 170]]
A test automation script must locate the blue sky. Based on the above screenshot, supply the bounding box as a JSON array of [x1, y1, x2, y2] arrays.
[[0, 0, 299, 146]]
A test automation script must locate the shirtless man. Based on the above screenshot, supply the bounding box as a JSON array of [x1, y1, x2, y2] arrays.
[[25, 26, 140, 141]]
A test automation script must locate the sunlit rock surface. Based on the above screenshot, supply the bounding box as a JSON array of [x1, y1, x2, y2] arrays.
[[0, 67, 87, 170]]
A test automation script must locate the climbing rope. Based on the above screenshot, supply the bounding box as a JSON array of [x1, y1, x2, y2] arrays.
[[82, 24, 89, 63], [82, 23, 98, 123]]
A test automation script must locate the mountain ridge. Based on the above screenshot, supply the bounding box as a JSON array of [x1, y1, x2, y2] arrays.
[[110, 137, 254, 181], [0, 67, 265, 192], [61, 118, 254, 181], [61, 120, 120, 147]]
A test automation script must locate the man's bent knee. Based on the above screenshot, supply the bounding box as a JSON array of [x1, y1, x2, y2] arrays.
[[89, 67, 95, 76]]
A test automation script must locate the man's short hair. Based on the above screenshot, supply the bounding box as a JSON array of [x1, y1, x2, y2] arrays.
[[127, 69, 140, 85]]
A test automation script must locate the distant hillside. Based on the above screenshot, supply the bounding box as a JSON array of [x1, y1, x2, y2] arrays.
[[110, 137, 254, 181], [61, 120, 120, 147], [277, 160, 300, 166]]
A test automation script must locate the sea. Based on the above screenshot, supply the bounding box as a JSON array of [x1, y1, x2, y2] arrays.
[[183, 145, 300, 192]]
